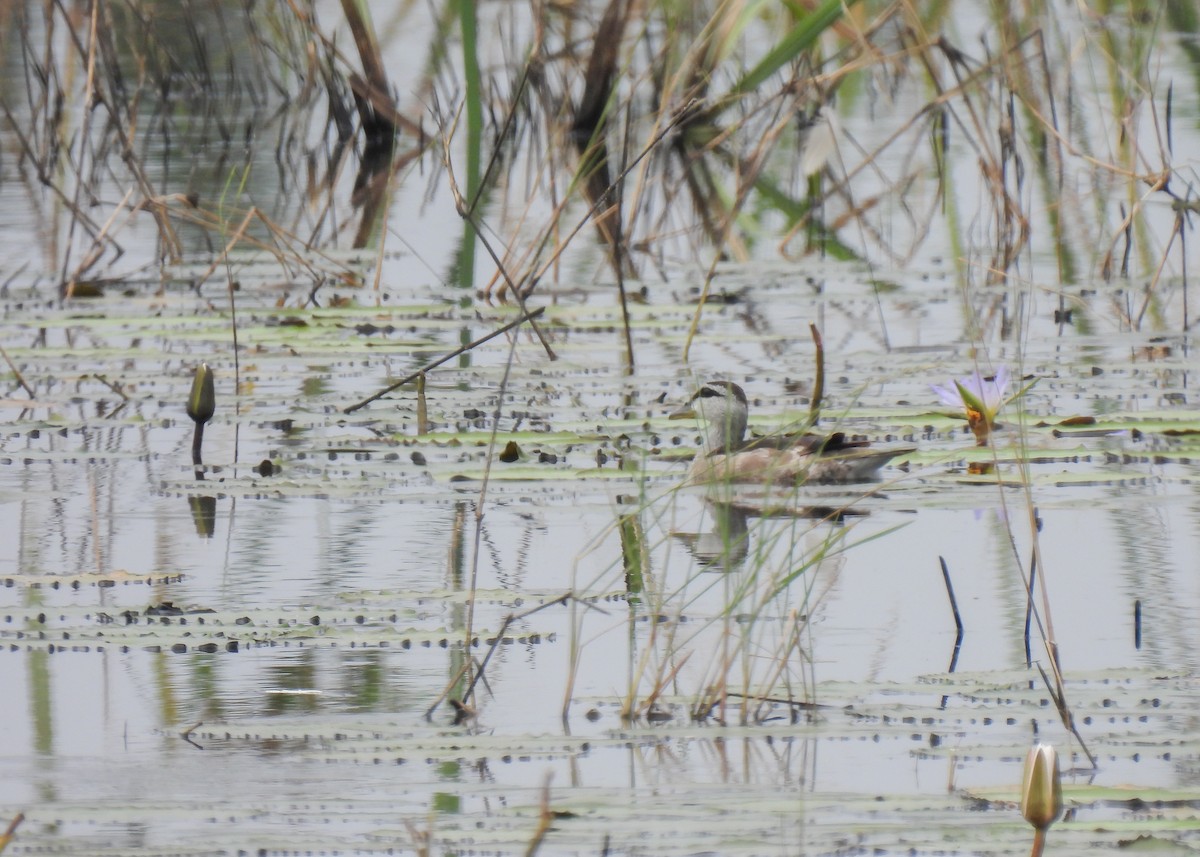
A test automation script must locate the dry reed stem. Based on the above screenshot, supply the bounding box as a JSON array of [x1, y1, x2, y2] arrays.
[[402, 818, 432, 857], [437, 119, 557, 359], [0, 345, 35, 399], [192, 208, 259, 291], [285, 0, 424, 137], [980, 350, 1095, 768], [1133, 218, 1182, 329], [343, 306, 546, 414], [67, 188, 134, 285], [465, 99, 690, 305], [159, 200, 359, 288], [778, 33, 1036, 255], [523, 773, 554, 857], [747, 613, 812, 724], [681, 104, 796, 362], [633, 649, 691, 720], [0, 812, 24, 854]]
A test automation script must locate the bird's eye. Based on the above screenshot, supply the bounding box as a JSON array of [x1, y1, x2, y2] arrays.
[[699, 387, 721, 398]]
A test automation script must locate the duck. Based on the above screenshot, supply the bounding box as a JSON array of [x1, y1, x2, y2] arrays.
[[669, 380, 914, 485]]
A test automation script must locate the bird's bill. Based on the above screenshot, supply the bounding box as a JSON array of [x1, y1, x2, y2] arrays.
[[668, 404, 696, 420]]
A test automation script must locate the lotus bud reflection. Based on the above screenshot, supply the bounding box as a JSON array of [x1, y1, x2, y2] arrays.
[[1021, 743, 1062, 853]]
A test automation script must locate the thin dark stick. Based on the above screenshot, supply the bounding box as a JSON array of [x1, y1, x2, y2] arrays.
[[1134, 599, 1142, 650], [91, 374, 129, 401], [938, 555, 964, 708], [939, 555, 964, 658], [723, 691, 824, 711], [343, 307, 545, 414], [1025, 551, 1037, 669]]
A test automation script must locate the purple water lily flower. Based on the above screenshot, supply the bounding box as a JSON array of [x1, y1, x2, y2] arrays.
[[932, 366, 1011, 445]]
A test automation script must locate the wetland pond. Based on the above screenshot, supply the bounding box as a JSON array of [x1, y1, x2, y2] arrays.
[[3, 1, 1200, 855]]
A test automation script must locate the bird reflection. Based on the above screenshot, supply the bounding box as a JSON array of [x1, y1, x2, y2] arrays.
[[672, 499, 865, 572]]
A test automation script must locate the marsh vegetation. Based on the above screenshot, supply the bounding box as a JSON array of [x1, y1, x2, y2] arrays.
[[1, 1, 1200, 854]]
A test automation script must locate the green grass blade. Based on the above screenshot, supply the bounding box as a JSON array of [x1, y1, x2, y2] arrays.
[[452, 0, 483, 289], [727, 0, 857, 100]]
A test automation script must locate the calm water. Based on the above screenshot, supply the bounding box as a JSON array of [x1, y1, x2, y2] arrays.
[[2, 1, 1200, 855]]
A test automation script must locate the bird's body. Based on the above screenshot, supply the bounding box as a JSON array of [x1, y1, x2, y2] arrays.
[[670, 380, 913, 485]]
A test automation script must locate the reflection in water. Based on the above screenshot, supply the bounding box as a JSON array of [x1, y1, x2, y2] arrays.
[[671, 500, 751, 571], [265, 651, 320, 716], [672, 498, 864, 572], [186, 495, 217, 538], [0, 1, 423, 290]]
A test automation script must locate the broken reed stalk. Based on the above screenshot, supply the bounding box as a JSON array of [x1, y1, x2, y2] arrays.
[[224, 270, 242, 468], [193, 207, 258, 292], [613, 117, 635, 373], [1022, 506, 1096, 765], [808, 322, 824, 425], [1177, 206, 1189, 332], [983, 368, 1092, 765], [343, 306, 545, 414]]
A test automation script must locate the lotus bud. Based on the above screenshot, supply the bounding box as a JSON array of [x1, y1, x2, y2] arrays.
[[1020, 743, 1063, 831], [187, 363, 215, 425]]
